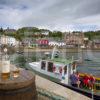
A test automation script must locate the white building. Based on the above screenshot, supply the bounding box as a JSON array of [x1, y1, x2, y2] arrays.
[[0, 35, 19, 46], [49, 41, 66, 47]]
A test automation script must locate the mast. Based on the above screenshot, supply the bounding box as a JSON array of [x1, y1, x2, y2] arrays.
[[51, 46, 56, 59]]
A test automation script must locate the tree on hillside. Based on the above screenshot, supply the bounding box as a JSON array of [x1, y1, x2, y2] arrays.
[[14, 31, 22, 41], [84, 31, 100, 40], [0, 27, 4, 35], [49, 31, 63, 39]]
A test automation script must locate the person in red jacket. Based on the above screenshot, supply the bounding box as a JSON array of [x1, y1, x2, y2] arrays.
[[83, 74, 90, 88], [89, 74, 95, 89]]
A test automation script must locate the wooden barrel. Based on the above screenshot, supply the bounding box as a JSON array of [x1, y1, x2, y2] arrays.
[[0, 69, 37, 100]]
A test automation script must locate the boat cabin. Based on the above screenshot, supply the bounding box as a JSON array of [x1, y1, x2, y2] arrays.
[[40, 59, 77, 84]]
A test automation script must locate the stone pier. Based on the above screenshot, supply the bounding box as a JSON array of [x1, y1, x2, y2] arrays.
[[36, 75, 91, 100]]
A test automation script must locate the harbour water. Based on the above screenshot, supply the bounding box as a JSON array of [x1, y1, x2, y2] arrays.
[[26, 50, 100, 77], [10, 49, 100, 77], [65, 51, 100, 77]]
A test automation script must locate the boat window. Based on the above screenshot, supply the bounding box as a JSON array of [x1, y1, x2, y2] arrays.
[[47, 62, 53, 72], [72, 62, 76, 70], [64, 66, 67, 75], [41, 61, 46, 70]]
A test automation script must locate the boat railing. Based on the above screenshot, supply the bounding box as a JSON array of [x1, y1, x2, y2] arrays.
[[79, 73, 100, 92], [93, 82, 100, 92]]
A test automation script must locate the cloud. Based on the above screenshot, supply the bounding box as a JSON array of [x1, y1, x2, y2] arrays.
[[0, 0, 100, 31]]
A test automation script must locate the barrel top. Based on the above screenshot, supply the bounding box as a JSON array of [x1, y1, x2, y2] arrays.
[[0, 69, 35, 90]]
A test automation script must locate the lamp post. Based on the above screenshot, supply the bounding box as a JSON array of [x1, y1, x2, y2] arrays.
[[80, 45, 85, 63]]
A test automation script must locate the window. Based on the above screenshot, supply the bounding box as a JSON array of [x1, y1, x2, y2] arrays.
[[64, 66, 67, 74], [41, 61, 46, 70], [47, 62, 53, 72], [72, 62, 76, 70]]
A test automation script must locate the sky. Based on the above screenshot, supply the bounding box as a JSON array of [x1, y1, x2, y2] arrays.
[[0, 0, 100, 31]]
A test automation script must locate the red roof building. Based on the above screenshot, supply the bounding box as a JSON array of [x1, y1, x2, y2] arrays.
[[37, 39, 49, 45]]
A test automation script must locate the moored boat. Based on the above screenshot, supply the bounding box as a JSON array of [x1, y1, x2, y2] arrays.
[[28, 47, 100, 99], [29, 58, 100, 99], [29, 57, 76, 85]]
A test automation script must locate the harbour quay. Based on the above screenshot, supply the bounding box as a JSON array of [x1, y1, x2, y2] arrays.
[[36, 75, 91, 100]]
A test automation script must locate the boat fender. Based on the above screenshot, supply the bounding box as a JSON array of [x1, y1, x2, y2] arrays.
[[62, 76, 65, 80]]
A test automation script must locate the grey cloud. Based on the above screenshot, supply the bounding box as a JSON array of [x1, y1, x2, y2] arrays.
[[74, 0, 100, 18], [0, 0, 100, 31], [42, 0, 100, 19], [1, 0, 100, 18], [0, 0, 47, 8]]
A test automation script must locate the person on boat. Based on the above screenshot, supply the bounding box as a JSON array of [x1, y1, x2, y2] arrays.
[[70, 71, 79, 87], [83, 74, 90, 89], [59, 67, 62, 74], [79, 76, 84, 88], [64, 66, 67, 75], [76, 71, 81, 88], [89, 74, 95, 90]]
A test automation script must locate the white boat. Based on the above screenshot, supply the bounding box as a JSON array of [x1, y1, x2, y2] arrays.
[[28, 47, 100, 99], [29, 46, 77, 85], [29, 57, 77, 85]]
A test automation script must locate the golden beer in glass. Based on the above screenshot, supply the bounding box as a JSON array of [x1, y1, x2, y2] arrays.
[[1, 72, 10, 80], [12, 68, 20, 78]]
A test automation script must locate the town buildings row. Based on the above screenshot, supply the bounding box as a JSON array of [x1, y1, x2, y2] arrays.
[[0, 35, 19, 46], [0, 27, 100, 48]]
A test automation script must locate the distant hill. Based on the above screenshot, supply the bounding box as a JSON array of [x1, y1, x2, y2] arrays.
[[0, 26, 100, 41]]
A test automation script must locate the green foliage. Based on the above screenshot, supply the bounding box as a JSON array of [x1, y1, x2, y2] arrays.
[[17, 27, 40, 34], [0, 27, 4, 35], [15, 56, 26, 67], [49, 31, 63, 39], [84, 31, 94, 40], [17, 27, 63, 39], [84, 31, 100, 40], [0, 27, 100, 40], [13, 31, 23, 41], [31, 56, 38, 61], [5, 33, 15, 37]]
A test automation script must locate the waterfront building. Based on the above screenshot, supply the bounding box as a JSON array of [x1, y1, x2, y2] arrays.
[[93, 39, 100, 48], [0, 35, 19, 46], [48, 41, 66, 47], [64, 32, 84, 48], [91, 35, 100, 48], [37, 39, 49, 47]]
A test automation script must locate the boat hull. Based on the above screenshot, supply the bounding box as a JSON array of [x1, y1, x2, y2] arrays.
[[28, 65, 100, 100], [29, 64, 61, 82], [58, 82, 100, 100]]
